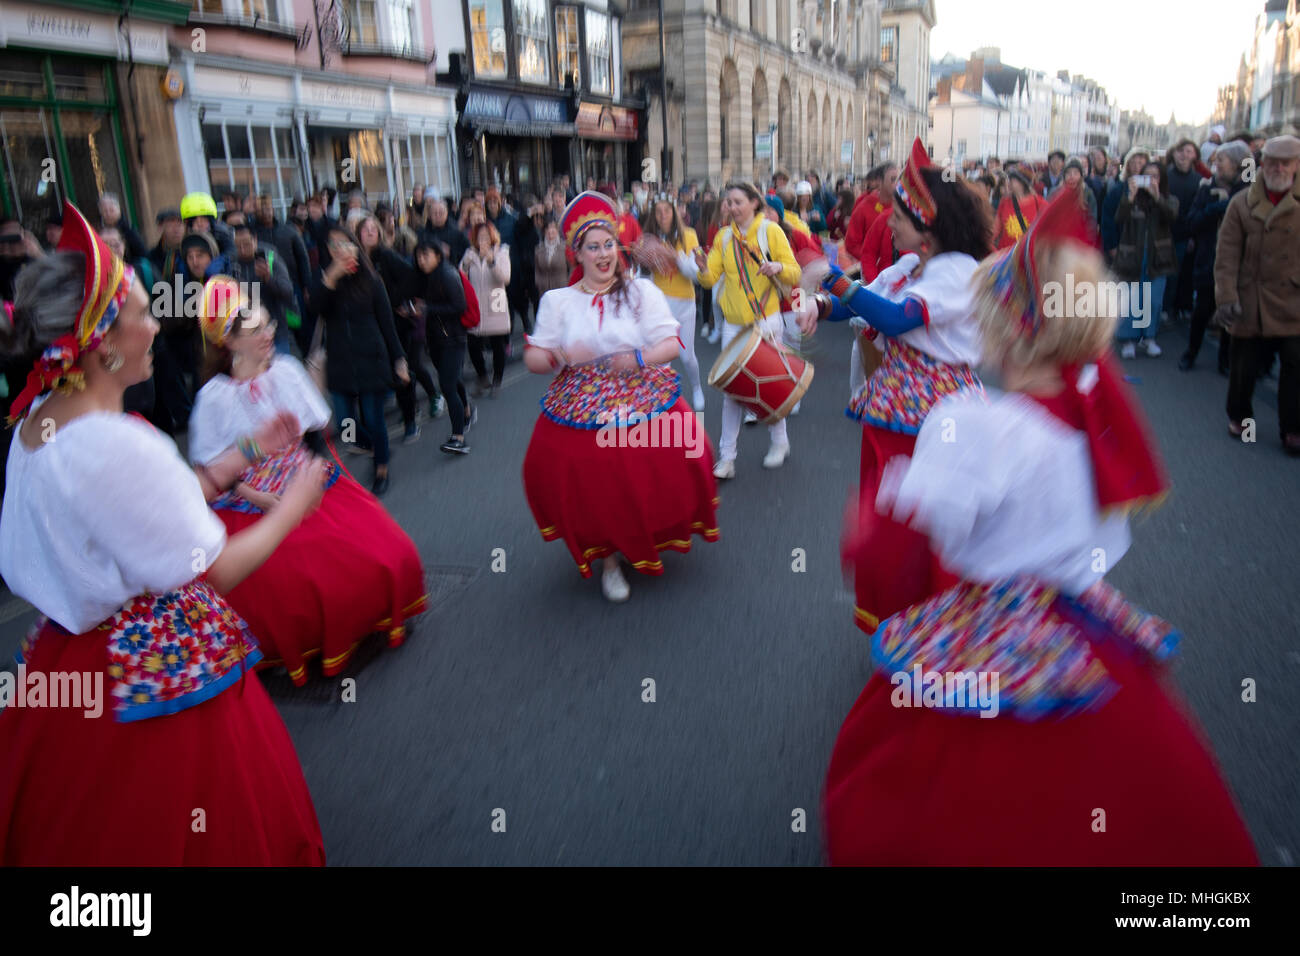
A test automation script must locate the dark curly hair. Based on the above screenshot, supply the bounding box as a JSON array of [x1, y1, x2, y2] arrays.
[[898, 168, 994, 261]]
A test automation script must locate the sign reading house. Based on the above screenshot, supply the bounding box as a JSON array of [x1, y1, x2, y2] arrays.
[[462, 87, 573, 136]]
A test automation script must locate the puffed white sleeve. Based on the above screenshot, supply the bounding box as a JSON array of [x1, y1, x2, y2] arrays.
[[527, 288, 566, 350], [904, 254, 977, 329], [271, 355, 331, 432], [188, 380, 233, 466], [632, 279, 680, 346], [876, 395, 1014, 559], [61, 416, 226, 592]]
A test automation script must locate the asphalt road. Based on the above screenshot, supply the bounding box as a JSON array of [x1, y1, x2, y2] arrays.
[[1, 316, 1295, 865]]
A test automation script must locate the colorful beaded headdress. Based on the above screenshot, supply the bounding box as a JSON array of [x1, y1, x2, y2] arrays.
[[561, 191, 618, 251], [894, 137, 938, 227], [6, 201, 135, 423]]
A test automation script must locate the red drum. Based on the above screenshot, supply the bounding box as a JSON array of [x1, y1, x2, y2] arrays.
[[708, 323, 814, 424]]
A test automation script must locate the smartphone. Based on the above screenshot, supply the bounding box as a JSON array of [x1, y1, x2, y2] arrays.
[[1131, 175, 1151, 189]]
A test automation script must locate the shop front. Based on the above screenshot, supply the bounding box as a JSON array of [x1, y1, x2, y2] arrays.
[[0, 2, 175, 231], [574, 99, 638, 192], [173, 55, 459, 216], [459, 85, 574, 201]]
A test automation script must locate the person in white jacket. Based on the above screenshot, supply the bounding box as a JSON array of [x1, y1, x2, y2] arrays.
[[461, 221, 511, 398]]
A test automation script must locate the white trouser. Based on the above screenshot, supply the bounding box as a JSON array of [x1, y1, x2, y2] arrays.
[[668, 295, 702, 394], [718, 315, 789, 462], [780, 310, 802, 351]]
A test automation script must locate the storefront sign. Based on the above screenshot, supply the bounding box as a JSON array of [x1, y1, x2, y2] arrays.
[[463, 88, 570, 132], [0, 4, 168, 65], [303, 82, 380, 111], [576, 102, 638, 141]]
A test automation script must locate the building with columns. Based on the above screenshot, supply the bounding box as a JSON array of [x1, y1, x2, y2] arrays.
[[621, 0, 934, 189]]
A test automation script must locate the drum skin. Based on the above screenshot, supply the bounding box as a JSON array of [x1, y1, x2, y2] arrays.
[[707, 324, 814, 424]]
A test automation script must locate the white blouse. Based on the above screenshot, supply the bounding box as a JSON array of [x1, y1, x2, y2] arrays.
[[527, 278, 680, 357], [865, 252, 982, 367], [876, 391, 1132, 596], [189, 355, 331, 466], [0, 406, 227, 634]]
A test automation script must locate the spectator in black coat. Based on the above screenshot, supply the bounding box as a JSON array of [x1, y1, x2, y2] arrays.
[[1165, 139, 1204, 320], [312, 226, 409, 494], [411, 239, 473, 454], [1179, 141, 1252, 372], [420, 198, 469, 267], [226, 222, 294, 355]]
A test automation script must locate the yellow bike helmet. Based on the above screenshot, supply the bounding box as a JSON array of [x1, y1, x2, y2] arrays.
[[180, 191, 219, 221]]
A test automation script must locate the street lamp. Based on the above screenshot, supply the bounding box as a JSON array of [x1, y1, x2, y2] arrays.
[[868, 130, 876, 166]]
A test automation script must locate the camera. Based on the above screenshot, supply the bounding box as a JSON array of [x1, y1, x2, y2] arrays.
[[1131, 175, 1152, 189]]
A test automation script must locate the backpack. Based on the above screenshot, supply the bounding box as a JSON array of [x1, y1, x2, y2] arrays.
[[458, 269, 481, 329]]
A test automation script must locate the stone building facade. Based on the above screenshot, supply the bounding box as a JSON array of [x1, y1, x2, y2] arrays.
[[622, 0, 933, 189]]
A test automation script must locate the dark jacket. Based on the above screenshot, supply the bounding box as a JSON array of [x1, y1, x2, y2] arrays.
[[254, 218, 311, 293], [1085, 174, 1108, 225], [511, 214, 540, 295], [1165, 164, 1204, 241], [312, 271, 406, 393], [1112, 189, 1180, 280], [226, 242, 294, 350], [409, 260, 467, 342], [1184, 176, 1248, 287], [421, 222, 469, 268]]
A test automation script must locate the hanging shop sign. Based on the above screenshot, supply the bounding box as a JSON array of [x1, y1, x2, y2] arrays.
[[575, 101, 638, 141]]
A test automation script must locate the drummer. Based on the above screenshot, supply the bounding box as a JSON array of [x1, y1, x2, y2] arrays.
[[645, 196, 705, 411], [694, 181, 801, 478]]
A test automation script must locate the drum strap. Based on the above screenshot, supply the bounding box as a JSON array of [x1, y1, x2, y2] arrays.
[[728, 227, 774, 323]]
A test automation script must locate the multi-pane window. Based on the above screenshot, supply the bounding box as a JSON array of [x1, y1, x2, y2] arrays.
[[880, 26, 898, 64], [389, 0, 417, 53], [348, 0, 380, 45], [203, 122, 306, 213], [586, 9, 611, 95], [555, 7, 581, 85], [514, 0, 550, 84], [470, 0, 507, 78], [401, 132, 455, 199]]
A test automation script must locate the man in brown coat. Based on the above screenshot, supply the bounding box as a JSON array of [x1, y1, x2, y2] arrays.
[[1214, 134, 1300, 454]]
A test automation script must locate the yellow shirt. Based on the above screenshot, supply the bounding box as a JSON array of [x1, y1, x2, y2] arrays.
[[649, 226, 700, 301], [784, 210, 811, 236], [698, 218, 801, 325]]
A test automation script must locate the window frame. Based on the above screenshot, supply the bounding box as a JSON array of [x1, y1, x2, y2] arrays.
[[585, 8, 612, 96], [554, 6, 582, 87], [513, 0, 552, 85]]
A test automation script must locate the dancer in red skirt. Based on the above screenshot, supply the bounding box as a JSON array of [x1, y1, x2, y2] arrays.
[[523, 191, 719, 602], [821, 138, 994, 633], [825, 192, 1258, 865], [189, 277, 427, 685], [0, 203, 325, 864]]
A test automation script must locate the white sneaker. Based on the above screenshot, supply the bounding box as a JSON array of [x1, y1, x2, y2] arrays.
[[712, 458, 735, 480], [762, 443, 790, 469], [791, 401, 801, 415], [692, 386, 706, 412], [708, 327, 721, 345], [743, 409, 759, 425], [1120, 342, 1137, 360], [1142, 338, 1162, 357], [601, 563, 630, 603]]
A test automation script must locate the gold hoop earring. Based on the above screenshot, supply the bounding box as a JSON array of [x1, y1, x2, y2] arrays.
[[101, 348, 124, 373]]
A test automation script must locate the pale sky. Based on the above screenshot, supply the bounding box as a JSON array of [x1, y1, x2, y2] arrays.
[[930, 0, 1263, 124]]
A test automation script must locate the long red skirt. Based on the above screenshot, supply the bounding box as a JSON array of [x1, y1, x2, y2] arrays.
[[523, 399, 720, 576], [217, 475, 427, 685], [850, 425, 958, 632], [824, 634, 1258, 865], [0, 622, 325, 865]]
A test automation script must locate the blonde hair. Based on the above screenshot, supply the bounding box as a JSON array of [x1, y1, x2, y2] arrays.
[[973, 241, 1117, 368]]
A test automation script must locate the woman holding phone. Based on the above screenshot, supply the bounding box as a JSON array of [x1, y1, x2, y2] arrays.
[[1113, 159, 1179, 359]]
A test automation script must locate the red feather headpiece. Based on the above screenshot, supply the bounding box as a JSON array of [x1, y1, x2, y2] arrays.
[[894, 137, 938, 227]]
